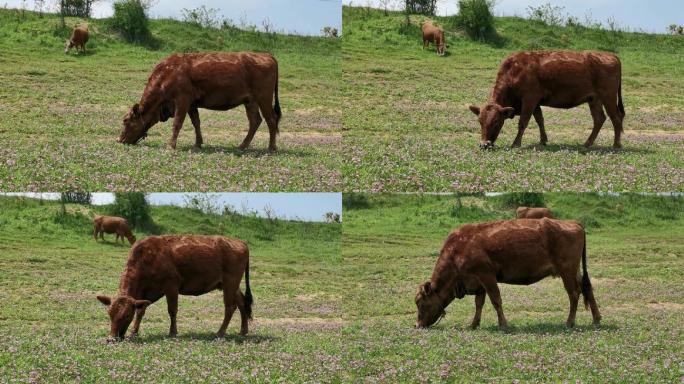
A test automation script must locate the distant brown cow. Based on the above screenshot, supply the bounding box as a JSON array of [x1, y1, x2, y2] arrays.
[[469, 50, 625, 149], [65, 26, 89, 54], [415, 219, 601, 329], [422, 22, 445, 56], [93, 215, 136, 245], [118, 52, 282, 152], [96, 235, 253, 341], [516, 207, 554, 219]]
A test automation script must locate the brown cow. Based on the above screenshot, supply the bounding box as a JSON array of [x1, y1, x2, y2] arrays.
[[117, 52, 282, 152], [65, 26, 89, 54], [469, 50, 625, 149], [415, 219, 601, 329], [422, 22, 446, 56], [516, 206, 554, 219], [93, 215, 136, 245], [96, 235, 253, 341]]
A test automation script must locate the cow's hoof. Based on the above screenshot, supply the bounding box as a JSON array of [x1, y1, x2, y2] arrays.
[[566, 321, 576, 328], [215, 332, 226, 339], [237, 143, 248, 151], [168, 333, 177, 338], [469, 322, 480, 330], [613, 143, 622, 149], [268, 146, 277, 154], [239, 329, 248, 336]]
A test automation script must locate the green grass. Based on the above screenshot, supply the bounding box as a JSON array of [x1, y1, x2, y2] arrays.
[[0, 195, 345, 382], [342, 192, 684, 381], [0, 9, 341, 191], [342, 6, 684, 191]]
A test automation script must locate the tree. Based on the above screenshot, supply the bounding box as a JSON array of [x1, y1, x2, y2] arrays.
[[404, 0, 437, 15], [109, 192, 151, 229]]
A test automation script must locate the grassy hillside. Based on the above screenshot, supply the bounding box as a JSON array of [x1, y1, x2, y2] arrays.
[[342, 193, 683, 381], [0, 196, 345, 382], [342, 6, 684, 191], [0, 9, 341, 191]]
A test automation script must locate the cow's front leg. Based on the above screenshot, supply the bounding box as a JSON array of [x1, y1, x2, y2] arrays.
[[512, 102, 535, 148], [129, 306, 147, 338], [532, 106, 547, 145], [470, 291, 486, 329], [479, 274, 508, 329], [166, 291, 178, 337], [168, 104, 189, 149], [188, 108, 203, 148]]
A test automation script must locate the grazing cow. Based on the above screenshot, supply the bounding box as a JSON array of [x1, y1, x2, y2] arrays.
[[422, 22, 446, 56], [415, 219, 601, 329], [65, 26, 89, 54], [469, 50, 625, 149], [93, 215, 136, 245], [118, 52, 282, 152], [96, 235, 253, 341], [516, 206, 554, 219]]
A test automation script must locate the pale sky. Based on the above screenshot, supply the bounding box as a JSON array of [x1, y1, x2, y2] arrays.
[[2, 193, 342, 222], [7, 0, 341, 36], [343, 0, 684, 33]]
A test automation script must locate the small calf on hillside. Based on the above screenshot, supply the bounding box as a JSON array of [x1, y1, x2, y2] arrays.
[[422, 22, 446, 56], [93, 215, 136, 245], [65, 26, 89, 54], [516, 207, 554, 219]]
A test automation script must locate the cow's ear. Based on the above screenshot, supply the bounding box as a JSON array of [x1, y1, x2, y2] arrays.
[[97, 295, 111, 306], [469, 105, 481, 116], [134, 300, 151, 310], [420, 281, 432, 295], [501, 107, 515, 119], [132, 103, 141, 117]]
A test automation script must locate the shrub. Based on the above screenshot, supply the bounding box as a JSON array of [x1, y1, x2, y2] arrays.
[[181, 5, 220, 29], [60, 192, 92, 205], [527, 3, 566, 26], [453, 0, 495, 41], [343, 193, 370, 209], [111, 0, 150, 43], [109, 192, 152, 229]]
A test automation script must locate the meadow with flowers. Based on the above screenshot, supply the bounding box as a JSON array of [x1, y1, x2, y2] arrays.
[[0, 9, 341, 191], [341, 192, 683, 382], [342, 6, 684, 192]]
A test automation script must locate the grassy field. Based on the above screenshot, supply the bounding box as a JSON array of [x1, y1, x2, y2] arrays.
[[342, 6, 684, 192], [342, 193, 683, 382], [0, 196, 345, 382], [0, 9, 341, 191]]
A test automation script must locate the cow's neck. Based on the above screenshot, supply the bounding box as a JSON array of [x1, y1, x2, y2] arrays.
[[430, 259, 458, 309], [490, 84, 514, 108], [118, 266, 144, 299]]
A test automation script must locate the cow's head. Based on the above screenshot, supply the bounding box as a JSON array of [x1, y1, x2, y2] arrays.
[[469, 103, 515, 149], [118, 104, 150, 144], [415, 281, 446, 328], [64, 39, 74, 53], [96, 295, 150, 341], [126, 234, 137, 245]]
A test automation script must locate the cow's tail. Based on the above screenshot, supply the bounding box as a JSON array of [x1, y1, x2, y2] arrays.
[[617, 81, 625, 127], [244, 257, 253, 321], [273, 66, 282, 132], [580, 231, 593, 310]]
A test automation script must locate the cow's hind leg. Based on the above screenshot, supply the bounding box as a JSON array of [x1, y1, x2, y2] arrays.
[[584, 99, 606, 148], [470, 291, 486, 329], [188, 108, 203, 148], [235, 290, 249, 335], [533, 106, 548, 145], [217, 277, 240, 338], [479, 274, 508, 329], [560, 273, 581, 328], [258, 100, 279, 153], [602, 97, 623, 149], [238, 101, 262, 151]]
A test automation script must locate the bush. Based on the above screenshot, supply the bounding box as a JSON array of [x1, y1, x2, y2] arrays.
[[453, 0, 496, 41], [111, 0, 151, 43], [109, 192, 152, 229], [527, 3, 566, 26], [342, 193, 370, 209], [496, 193, 545, 209], [60, 192, 91, 205], [181, 5, 220, 29]]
